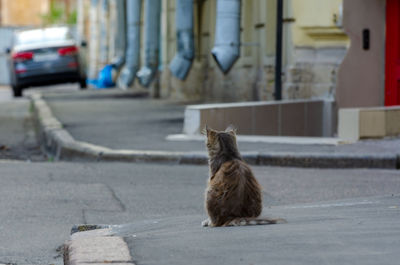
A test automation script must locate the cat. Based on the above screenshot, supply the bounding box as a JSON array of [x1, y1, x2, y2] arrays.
[[202, 125, 286, 227]]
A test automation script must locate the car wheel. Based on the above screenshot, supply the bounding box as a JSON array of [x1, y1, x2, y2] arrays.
[[79, 78, 87, 89], [12, 85, 22, 97]]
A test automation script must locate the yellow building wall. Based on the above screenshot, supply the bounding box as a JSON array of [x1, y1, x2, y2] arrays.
[[158, 0, 350, 102], [75, 0, 350, 102], [291, 0, 349, 47], [1, 0, 50, 26]]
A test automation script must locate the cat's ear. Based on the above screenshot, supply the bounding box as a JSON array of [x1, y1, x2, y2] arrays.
[[225, 124, 237, 135], [202, 124, 211, 135], [203, 125, 217, 136], [201, 125, 209, 135]]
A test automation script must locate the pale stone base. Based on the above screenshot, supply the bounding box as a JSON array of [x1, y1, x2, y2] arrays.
[[284, 47, 347, 101], [156, 46, 346, 103], [338, 107, 400, 142]]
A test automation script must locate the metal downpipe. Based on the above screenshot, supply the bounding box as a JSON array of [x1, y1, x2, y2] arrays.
[[137, 0, 161, 87], [99, 0, 109, 68], [76, 0, 85, 46], [274, 0, 283, 100], [169, 0, 194, 81], [111, 0, 127, 70], [88, 0, 100, 82], [117, 0, 142, 89], [211, 0, 241, 74]]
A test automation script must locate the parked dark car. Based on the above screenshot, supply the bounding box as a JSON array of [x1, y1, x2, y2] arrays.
[[7, 26, 87, 97]]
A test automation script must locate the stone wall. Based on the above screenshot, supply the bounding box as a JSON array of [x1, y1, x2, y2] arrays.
[[155, 0, 348, 104], [160, 62, 276, 103], [159, 46, 346, 104], [284, 47, 347, 100]]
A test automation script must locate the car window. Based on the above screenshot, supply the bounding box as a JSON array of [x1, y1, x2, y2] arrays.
[[15, 27, 72, 45]]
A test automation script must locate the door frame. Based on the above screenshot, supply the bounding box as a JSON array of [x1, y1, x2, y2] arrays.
[[385, 0, 400, 106]]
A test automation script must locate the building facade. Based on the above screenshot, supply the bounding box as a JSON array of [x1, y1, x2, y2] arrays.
[[337, 0, 400, 108], [159, 0, 348, 102], [0, 0, 76, 27], [0, 0, 50, 26], [82, 0, 348, 103]]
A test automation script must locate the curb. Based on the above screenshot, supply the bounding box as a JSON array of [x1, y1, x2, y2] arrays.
[[64, 226, 134, 265], [30, 93, 399, 169]]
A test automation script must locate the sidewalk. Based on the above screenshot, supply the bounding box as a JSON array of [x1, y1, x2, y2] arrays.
[[31, 89, 400, 168]]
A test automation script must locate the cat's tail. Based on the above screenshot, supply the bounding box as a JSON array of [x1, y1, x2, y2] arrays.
[[224, 217, 287, 226]]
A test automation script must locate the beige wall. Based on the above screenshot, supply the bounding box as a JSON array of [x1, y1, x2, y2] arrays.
[[284, 0, 348, 101], [336, 0, 386, 108], [1, 0, 50, 26], [79, 0, 349, 104], [157, 0, 279, 102], [291, 0, 348, 47], [155, 0, 350, 103]]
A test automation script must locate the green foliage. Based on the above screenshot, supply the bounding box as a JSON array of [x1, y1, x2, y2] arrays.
[[41, 1, 77, 26], [67, 10, 77, 25]]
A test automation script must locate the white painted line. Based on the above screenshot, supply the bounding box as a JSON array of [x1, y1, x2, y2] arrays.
[[166, 134, 343, 145], [283, 200, 376, 209]]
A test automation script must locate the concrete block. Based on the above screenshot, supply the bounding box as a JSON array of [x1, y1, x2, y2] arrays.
[[339, 106, 400, 142], [281, 102, 306, 136], [223, 107, 253, 134], [385, 109, 400, 136], [183, 99, 332, 137], [306, 101, 324, 136], [200, 108, 226, 132], [322, 100, 336, 137], [253, 104, 279, 135], [183, 108, 200, 135], [338, 108, 360, 142], [359, 110, 386, 138]]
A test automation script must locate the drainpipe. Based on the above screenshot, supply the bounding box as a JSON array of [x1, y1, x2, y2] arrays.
[[99, 0, 109, 68], [88, 0, 100, 83], [76, 0, 88, 77], [211, 0, 241, 74], [274, 0, 283, 100], [110, 0, 126, 70], [117, 0, 142, 89], [169, 0, 194, 80], [76, 0, 85, 46], [137, 0, 161, 87]]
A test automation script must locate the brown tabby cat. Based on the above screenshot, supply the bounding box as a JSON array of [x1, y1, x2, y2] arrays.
[[202, 125, 286, 227]]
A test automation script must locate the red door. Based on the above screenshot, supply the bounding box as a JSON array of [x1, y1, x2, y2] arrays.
[[385, 0, 400, 106]]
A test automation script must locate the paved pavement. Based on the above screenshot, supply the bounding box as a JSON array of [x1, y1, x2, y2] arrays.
[[0, 99, 45, 161], [42, 89, 400, 155]]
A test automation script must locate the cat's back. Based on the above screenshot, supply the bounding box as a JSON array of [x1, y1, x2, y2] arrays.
[[208, 158, 262, 219], [210, 159, 259, 190]]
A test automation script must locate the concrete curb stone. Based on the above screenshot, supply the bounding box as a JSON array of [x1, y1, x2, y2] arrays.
[[64, 234, 134, 265], [64, 225, 135, 265], [258, 152, 398, 169], [30, 92, 399, 169]]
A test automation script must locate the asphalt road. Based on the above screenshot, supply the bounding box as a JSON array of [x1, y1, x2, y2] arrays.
[[120, 195, 400, 265], [1, 161, 400, 265], [1, 85, 400, 265]]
